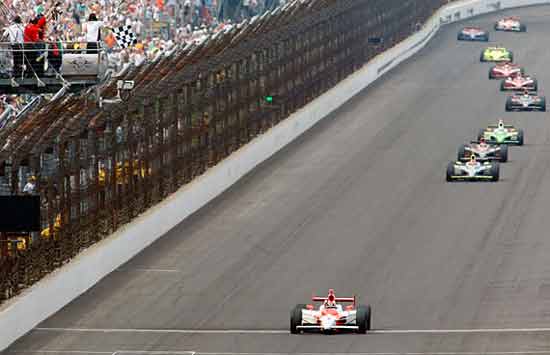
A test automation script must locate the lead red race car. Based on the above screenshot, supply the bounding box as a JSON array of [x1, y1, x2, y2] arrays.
[[489, 63, 524, 79], [290, 289, 372, 334], [500, 73, 538, 92]]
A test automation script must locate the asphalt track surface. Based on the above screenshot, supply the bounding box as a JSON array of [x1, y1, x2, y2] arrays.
[[7, 5, 550, 355]]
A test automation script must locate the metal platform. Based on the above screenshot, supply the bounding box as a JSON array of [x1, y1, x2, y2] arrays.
[[0, 42, 107, 95], [0, 76, 99, 94]]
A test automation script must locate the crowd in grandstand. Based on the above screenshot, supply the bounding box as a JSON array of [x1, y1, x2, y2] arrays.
[[0, 0, 285, 136], [1, 0, 284, 64]]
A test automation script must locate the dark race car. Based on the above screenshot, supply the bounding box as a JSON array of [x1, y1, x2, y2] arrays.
[[457, 27, 489, 41], [458, 139, 508, 162], [505, 91, 546, 111], [500, 73, 538, 92], [494, 16, 526, 32], [489, 63, 524, 79]]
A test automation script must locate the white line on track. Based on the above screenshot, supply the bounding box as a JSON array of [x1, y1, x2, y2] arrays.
[[370, 328, 550, 334], [190, 352, 550, 355], [34, 327, 287, 334], [33, 327, 550, 335], [9, 351, 115, 354], [11, 351, 550, 355], [114, 352, 195, 355], [5, 352, 194, 355], [188, 352, 550, 355], [115, 268, 182, 273]]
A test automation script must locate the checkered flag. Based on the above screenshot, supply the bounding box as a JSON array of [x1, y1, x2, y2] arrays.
[[111, 25, 138, 48]]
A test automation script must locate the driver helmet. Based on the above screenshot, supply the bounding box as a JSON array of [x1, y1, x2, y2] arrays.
[[325, 294, 337, 308], [523, 89, 530, 96], [479, 136, 487, 145], [498, 119, 504, 128], [468, 155, 477, 164]]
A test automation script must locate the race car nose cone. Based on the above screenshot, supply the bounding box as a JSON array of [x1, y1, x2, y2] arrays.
[[320, 316, 337, 329]]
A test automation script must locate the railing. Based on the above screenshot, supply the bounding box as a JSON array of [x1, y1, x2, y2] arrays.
[[0, 41, 105, 95], [0, 0, 447, 303]]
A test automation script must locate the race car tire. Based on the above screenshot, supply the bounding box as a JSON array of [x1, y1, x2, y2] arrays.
[[490, 163, 500, 182], [499, 144, 508, 162], [446, 162, 455, 182], [480, 52, 485, 62], [505, 98, 511, 111], [489, 70, 495, 79], [517, 129, 524, 145], [356, 305, 372, 333], [457, 34, 464, 40], [482, 35, 489, 42], [290, 304, 306, 334], [520, 24, 527, 32], [494, 24, 499, 31], [541, 98, 546, 112], [532, 80, 538, 92], [457, 144, 467, 160], [509, 52, 514, 62]]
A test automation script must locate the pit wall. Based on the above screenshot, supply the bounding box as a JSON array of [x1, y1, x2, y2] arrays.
[[1, 0, 548, 350]]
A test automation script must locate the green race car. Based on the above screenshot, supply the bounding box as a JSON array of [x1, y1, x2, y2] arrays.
[[478, 120, 524, 145], [480, 47, 513, 62]]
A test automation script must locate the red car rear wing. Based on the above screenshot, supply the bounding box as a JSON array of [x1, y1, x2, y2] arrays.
[[312, 296, 356, 302], [312, 289, 356, 305]]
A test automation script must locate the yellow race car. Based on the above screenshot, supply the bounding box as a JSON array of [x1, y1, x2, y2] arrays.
[[480, 47, 513, 62]]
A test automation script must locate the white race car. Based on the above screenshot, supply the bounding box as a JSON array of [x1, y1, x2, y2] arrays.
[[494, 16, 526, 32], [446, 155, 499, 182], [505, 91, 546, 111], [290, 289, 372, 334]]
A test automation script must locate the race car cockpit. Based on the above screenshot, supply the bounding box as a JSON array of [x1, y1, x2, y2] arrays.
[[0, 41, 107, 95]]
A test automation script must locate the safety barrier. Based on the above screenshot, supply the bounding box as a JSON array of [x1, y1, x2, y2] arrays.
[[1, 0, 549, 350]]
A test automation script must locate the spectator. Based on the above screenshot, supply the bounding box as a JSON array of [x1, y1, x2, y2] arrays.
[[3, 16, 25, 85], [3, 16, 24, 44], [23, 175, 37, 194], [83, 13, 103, 53], [24, 15, 46, 43]]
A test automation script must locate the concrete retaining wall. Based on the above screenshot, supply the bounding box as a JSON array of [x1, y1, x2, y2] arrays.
[[1, 0, 548, 350]]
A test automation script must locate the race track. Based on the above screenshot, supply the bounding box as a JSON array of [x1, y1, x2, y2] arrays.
[[7, 5, 550, 355]]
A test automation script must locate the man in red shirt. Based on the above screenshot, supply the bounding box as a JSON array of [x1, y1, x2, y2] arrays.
[[24, 15, 47, 43], [23, 15, 48, 76]]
